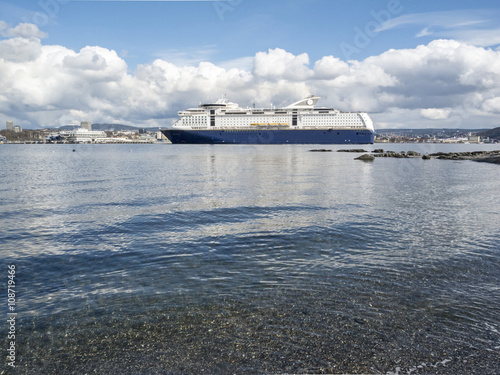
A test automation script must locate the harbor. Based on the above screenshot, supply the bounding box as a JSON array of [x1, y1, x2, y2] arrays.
[[3, 121, 498, 145], [1, 121, 167, 144]]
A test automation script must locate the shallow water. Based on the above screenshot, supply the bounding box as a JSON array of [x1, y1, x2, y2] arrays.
[[1, 143, 499, 374]]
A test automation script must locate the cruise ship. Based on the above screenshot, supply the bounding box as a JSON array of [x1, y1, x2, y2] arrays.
[[161, 95, 375, 144]]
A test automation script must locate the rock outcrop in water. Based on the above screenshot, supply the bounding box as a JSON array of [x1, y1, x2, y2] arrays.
[[353, 150, 500, 164], [372, 150, 422, 158], [338, 149, 368, 153], [474, 155, 500, 164], [428, 150, 500, 162], [355, 154, 375, 161]]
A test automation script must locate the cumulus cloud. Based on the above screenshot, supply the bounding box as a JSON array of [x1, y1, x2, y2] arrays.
[[0, 35, 42, 62], [420, 108, 452, 120], [1, 21, 500, 129], [482, 97, 500, 113], [0, 22, 47, 39], [4, 22, 47, 39], [253, 48, 312, 81], [313, 56, 350, 79]]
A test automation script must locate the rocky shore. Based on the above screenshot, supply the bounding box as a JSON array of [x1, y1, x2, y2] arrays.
[[351, 149, 500, 164]]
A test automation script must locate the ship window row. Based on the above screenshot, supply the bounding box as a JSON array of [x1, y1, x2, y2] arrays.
[[185, 117, 207, 123]]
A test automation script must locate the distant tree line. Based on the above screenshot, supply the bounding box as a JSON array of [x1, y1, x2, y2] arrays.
[[0, 130, 45, 142]]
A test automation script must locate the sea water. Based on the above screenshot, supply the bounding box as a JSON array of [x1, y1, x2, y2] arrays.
[[1, 143, 499, 374]]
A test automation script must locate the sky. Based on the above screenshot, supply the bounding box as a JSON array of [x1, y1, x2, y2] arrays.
[[1, 0, 500, 129]]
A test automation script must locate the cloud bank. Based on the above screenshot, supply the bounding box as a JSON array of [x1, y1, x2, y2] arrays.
[[1, 21, 500, 129]]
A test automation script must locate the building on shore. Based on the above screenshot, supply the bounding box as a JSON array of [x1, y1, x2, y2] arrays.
[[61, 128, 107, 143], [5, 121, 23, 132], [468, 133, 481, 143], [80, 121, 92, 131]]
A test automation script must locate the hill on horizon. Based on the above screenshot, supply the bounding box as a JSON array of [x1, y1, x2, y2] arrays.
[[478, 127, 500, 140]]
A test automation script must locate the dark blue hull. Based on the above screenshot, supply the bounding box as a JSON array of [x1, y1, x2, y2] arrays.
[[162, 129, 374, 144]]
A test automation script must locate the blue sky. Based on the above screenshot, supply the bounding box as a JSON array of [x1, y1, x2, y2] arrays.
[[1, 0, 500, 128], [3, 0, 499, 69]]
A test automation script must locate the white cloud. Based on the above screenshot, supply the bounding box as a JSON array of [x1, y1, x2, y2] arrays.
[[416, 27, 432, 38], [0, 36, 42, 62], [3, 22, 47, 39], [377, 10, 488, 32], [218, 56, 254, 72], [420, 108, 452, 120], [253, 48, 312, 81], [482, 97, 500, 113], [63, 46, 128, 82], [446, 28, 500, 48], [2, 22, 500, 129], [313, 56, 350, 79], [154, 45, 218, 67]]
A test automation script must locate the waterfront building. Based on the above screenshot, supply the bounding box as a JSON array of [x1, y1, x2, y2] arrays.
[[468, 133, 481, 143], [80, 121, 92, 131], [63, 128, 107, 143]]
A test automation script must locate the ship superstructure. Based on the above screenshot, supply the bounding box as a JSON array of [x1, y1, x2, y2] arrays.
[[162, 95, 375, 144]]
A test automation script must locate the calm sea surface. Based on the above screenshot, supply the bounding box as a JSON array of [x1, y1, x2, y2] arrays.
[[1, 143, 499, 374]]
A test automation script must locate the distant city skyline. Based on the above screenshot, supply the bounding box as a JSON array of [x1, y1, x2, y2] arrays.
[[0, 0, 500, 129]]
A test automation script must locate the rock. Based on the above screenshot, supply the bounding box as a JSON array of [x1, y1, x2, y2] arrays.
[[338, 149, 368, 153], [373, 149, 384, 153], [309, 149, 332, 152], [355, 154, 375, 161], [473, 156, 500, 165], [422, 155, 431, 160], [437, 153, 461, 160], [407, 151, 421, 157]]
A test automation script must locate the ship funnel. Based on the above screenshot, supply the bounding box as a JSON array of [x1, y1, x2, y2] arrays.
[[285, 95, 321, 109]]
